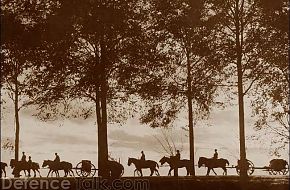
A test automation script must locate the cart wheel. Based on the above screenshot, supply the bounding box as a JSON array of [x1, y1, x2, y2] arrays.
[[88, 163, 97, 177], [75, 162, 84, 177], [268, 169, 273, 175], [271, 169, 278, 175], [235, 166, 240, 175], [236, 160, 255, 176], [134, 169, 142, 177], [247, 160, 255, 175], [281, 163, 289, 175], [120, 168, 124, 177]]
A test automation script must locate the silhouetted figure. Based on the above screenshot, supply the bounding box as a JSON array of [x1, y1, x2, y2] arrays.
[[21, 152, 27, 163], [176, 150, 181, 160], [140, 151, 145, 161], [213, 149, 218, 159], [54, 153, 60, 163], [28, 156, 32, 166]]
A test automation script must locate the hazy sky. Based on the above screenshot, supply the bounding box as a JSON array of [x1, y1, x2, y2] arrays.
[[1, 99, 288, 177]]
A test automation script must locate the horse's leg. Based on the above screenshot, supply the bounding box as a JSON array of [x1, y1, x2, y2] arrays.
[[70, 169, 74, 177], [223, 167, 227, 175], [212, 168, 217, 175], [47, 169, 51, 177], [150, 168, 153, 176], [186, 168, 189, 176], [206, 167, 210, 176], [37, 169, 42, 177], [155, 168, 160, 176], [140, 169, 143, 177], [134, 169, 138, 176], [168, 168, 173, 176]]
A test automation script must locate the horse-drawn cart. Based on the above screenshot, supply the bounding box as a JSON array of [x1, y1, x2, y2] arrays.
[[235, 159, 289, 176], [74, 160, 98, 177], [73, 160, 124, 178], [265, 159, 289, 175]]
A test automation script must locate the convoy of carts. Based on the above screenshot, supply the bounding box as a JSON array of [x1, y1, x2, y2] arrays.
[[73, 158, 288, 177]]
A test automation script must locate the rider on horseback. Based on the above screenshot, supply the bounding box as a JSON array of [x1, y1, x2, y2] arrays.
[[140, 151, 145, 161], [213, 149, 218, 159], [28, 156, 32, 167], [176, 150, 180, 160], [54, 153, 60, 163], [21, 152, 27, 163]]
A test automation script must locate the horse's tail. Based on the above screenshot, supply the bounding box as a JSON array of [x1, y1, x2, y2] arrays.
[[226, 159, 229, 166]]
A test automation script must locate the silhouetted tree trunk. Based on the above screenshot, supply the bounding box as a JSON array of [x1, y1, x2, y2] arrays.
[[14, 74, 20, 161], [234, 0, 248, 184], [98, 37, 109, 177], [186, 51, 195, 176]]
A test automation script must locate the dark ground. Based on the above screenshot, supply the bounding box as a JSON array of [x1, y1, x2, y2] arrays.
[[1, 176, 289, 190]]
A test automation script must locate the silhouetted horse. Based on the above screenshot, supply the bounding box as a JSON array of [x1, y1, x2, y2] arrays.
[[1, 162, 8, 178], [159, 156, 193, 176], [198, 157, 229, 176], [42, 160, 74, 177], [10, 159, 41, 177], [128, 158, 159, 176], [108, 160, 124, 178]]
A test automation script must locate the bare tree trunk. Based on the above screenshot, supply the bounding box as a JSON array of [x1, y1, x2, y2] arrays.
[[186, 51, 195, 176], [14, 77, 20, 161], [234, 0, 248, 188], [97, 37, 109, 177]]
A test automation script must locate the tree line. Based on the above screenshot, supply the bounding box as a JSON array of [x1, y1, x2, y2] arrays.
[[1, 0, 288, 181]]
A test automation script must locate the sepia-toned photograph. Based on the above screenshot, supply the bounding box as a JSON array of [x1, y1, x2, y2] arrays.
[[1, 0, 289, 190]]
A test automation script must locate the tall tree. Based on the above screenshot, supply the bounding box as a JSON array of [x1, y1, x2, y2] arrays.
[[210, 0, 288, 185], [138, 0, 225, 176], [250, 0, 289, 155], [1, 0, 56, 160], [32, 0, 159, 177]]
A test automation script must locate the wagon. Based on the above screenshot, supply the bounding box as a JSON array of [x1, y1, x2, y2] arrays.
[[74, 160, 98, 177], [265, 159, 289, 175], [235, 159, 289, 176]]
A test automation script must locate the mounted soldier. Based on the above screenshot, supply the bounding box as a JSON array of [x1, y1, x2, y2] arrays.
[[21, 152, 27, 163], [54, 153, 60, 163], [28, 156, 32, 167], [176, 150, 180, 160], [213, 149, 218, 159], [140, 151, 145, 161]]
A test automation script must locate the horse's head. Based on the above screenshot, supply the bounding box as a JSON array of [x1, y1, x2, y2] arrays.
[[127, 158, 132, 166], [198, 157, 205, 168], [159, 156, 166, 165], [42, 160, 49, 168], [10, 159, 16, 168]]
